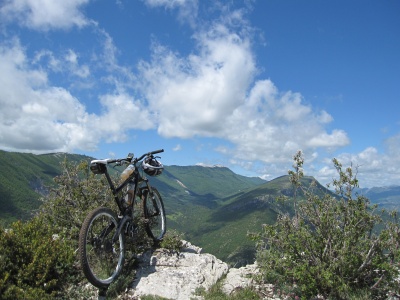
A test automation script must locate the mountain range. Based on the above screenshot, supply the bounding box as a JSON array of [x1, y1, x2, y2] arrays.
[[1, 150, 399, 265]]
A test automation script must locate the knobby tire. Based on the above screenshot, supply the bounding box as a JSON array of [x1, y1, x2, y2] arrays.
[[143, 187, 166, 243], [78, 207, 125, 288]]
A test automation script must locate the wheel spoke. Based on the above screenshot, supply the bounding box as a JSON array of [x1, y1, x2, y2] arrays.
[[143, 188, 166, 242], [79, 208, 125, 288]]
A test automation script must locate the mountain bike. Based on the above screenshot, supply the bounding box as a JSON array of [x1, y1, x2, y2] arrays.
[[78, 149, 166, 289]]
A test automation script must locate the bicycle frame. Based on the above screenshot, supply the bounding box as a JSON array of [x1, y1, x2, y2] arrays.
[[102, 165, 144, 213], [99, 152, 162, 243]]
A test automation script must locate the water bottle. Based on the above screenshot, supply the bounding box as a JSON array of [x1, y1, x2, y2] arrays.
[[124, 181, 135, 207], [120, 164, 135, 181]]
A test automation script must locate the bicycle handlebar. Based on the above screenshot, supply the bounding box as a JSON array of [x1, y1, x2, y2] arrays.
[[135, 149, 164, 162], [91, 149, 164, 166]]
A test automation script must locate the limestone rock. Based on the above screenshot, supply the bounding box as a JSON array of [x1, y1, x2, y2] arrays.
[[221, 263, 258, 295], [128, 241, 228, 300], [221, 263, 278, 299]]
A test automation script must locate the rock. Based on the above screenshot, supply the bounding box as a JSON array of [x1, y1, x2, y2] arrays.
[[221, 263, 278, 300], [180, 240, 203, 254], [127, 241, 229, 300], [221, 263, 258, 295]]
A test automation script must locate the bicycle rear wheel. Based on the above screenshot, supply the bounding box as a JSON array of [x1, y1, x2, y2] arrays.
[[142, 187, 166, 243], [78, 207, 125, 288]]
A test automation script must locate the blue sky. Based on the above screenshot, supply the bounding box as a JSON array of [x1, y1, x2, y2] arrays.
[[0, 0, 399, 188]]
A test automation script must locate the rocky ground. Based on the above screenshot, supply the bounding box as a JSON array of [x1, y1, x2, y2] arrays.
[[84, 240, 400, 300], [85, 240, 277, 300]]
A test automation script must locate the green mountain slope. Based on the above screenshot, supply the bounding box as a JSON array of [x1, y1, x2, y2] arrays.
[[162, 165, 264, 198], [0, 151, 91, 225], [183, 175, 328, 265], [355, 186, 400, 212], [0, 151, 264, 224], [2, 150, 400, 266]]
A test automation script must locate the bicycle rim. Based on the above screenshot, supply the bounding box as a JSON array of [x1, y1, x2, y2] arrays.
[[143, 188, 166, 242], [79, 208, 125, 288]]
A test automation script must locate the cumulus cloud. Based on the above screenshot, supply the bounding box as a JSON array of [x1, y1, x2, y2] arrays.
[[0, 38, 153, 153], [1, 1, 349, 161], [137, 21, 349, 165], [96, 93, 155, 143], [315, 143, 400, 188], [0, 39, 89, 152], [0, 0, 91, 31], [143, 0, 198, 25], [138, 22, 257, 137], [225, 80, 349, 163], [33, 49, 90, 79]]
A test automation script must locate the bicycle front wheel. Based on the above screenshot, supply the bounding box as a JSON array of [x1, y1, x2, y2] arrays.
[[78, 207, 125, 288], [143, 187, 166, 243]]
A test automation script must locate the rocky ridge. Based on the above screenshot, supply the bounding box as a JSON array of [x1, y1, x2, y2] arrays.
[[120, 240, 276, 300], [92, 240, 277, 300]]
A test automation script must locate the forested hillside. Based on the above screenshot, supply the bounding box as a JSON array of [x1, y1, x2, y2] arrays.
[[355, 186, 400, 212], [0, 151, 91, 225], [1, 150, 400, 266]]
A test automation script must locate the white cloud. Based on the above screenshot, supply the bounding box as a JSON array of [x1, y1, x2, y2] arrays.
[[0, 0, 91, 31], [137, 15, 350, 169], [385, 133, 400, 160], [96, 93, 155, 143], [65, 49, 90, 78], [173, 144, 182, 151], [307, 130, 349, 148], [0, 40, 91, 152], [0, 38, 154, 153], [143, 0, 198, 25], [33, 50, 62, 72], [226, 80, 350, 163], [138, 22, 257, 138], [314, 144, 400, 188], [33, 49, 90, 79], [144, 0, 195, 9]]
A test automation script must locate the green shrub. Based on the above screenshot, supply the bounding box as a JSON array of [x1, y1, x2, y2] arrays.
[[251, 151, 400, 299], [160, 229, 184, 252], [40, 159, 116, 244], [0, 216, 76, 299], [0, 160, 170, 299], [0, 158, 119, 299]]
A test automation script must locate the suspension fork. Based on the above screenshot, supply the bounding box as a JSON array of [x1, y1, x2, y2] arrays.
[[112, 214, 132, 243], [144, 186, 160, 217]]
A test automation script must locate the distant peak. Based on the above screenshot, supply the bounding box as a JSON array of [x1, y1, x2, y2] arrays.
[[195, 163, 225, 168]]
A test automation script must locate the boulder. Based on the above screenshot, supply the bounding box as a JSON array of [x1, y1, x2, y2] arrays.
[[127, 240, 229, 300], [221, 263, 277, 299], [221, 263, 259, 295]]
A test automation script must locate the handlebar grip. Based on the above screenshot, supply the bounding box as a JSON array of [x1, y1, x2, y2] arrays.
[[151, 149, 164, 155]]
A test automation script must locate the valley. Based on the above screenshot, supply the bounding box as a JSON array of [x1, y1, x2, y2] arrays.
[[1, 150, 399, 266]]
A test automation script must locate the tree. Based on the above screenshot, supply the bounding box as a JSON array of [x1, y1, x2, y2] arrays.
[[0, 217, 75, 299], [0, 158, 118, 298], [40, 158, 116, 243], [252, 151, 400, 299]]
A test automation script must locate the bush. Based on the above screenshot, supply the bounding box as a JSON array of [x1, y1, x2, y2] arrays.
[[0, 216, 76, 299], [0, 158, 121, 299], [40, 158, 117, 244], [160, 230, 184, 252], [252, 151, 400, 299]]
